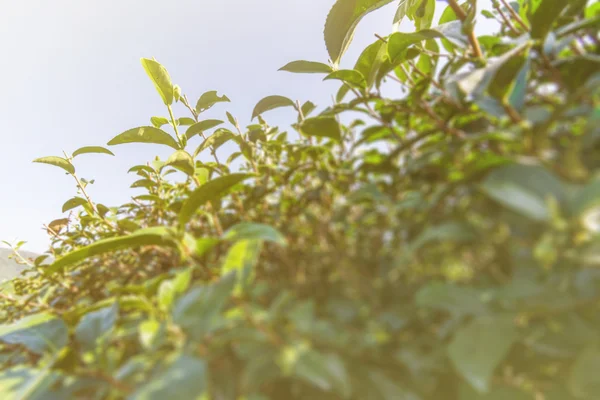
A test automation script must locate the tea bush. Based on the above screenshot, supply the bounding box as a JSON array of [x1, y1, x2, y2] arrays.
[[1, 0, 599, 398]]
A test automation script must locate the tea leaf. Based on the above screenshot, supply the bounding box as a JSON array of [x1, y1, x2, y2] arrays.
[[195, 91, 230, 114], [448, 316, 517, 393], [62, 197, 88, 213], [72, 146, 114, 157], [107, 126, 180, 149], [252, 95, 296, 120], [140, 58, 174, 106], [300, 116, 342, 142], [223, 222, 287, 246], [324, 69, 367, 89], [279, 61, 333, 74], [185, 120, 224, 140], [75, 303, 118, 351], [164, 150, 195, 176], [0, 313, 68, 355], [324, 0, 395, 65], [130, 355, 207, 400], [46, 227, 178, 274], [33, 156, 74, 174], [179, 174, 254, 226]]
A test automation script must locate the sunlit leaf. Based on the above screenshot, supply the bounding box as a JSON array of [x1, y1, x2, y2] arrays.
[[300, 116, 342, 142], [279, 61, 333, 74], [195, 91, 230, 114], [130, 355, 207, 400], [107, 126, 179, 150], [223, 222, 287, 246], [251, 95, 296, 120], [0, 313, 68, 354], [179, 174, 254, 226], [172, 273, 236, 339], [33, 156, 74, 174], [164, 150, 195, 176], [62, 197, 88, 213], [75, 303, 118, 351], [72, 146, 114, 157], [46, 227, 178, 274], [324, 0, 395, 65], [185, 119, 224, 140], [324, 69, 367, 89], [140, 58, 174, 106], [448, 316, 517, 393]]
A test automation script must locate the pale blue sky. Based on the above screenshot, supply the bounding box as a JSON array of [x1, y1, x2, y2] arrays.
[[0, 0, 494, 252]]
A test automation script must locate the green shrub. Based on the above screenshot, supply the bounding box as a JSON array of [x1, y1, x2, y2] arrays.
[[1, 0, 599, 398]]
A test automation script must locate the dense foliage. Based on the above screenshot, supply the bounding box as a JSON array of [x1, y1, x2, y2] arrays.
[[1, 0, 600, 398]]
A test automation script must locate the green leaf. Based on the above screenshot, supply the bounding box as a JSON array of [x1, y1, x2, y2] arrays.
[[387, 25, 461, 64], [300, 117, 342, 142], [75, 303, 118, 351], [0, 313, 68, 355], [448, 316, 517, 393], [324, 69, 367, 89], [451, 42, 532, 100], [569, 178, 600, 216], [195, 237, 220, 257], [192, 129, 234, 158], [293, 351, 351, 397], [72, 146, 114, 157], [172, 273, 236, 340], [301, 101, 317, 117], [529, 0, 569, 39], [46, 227, 178, 274], [185, 119, 224, 140], [138, 319, 163, 350], [179, 173, 254, 226], [195, 91, 230, 114], [506, 56, 530, 110], [131, 179, 157, 189], [158, 268, 192, 312], [416, 282, 489, 316], [252, 95, 296, 120], [164, 150, 195, 176], [568, 344, 600, 399], [226, 111, 236, 126], [150, 116, 169, 128], [222, 239, 263, 294], [354, 40, 387, 88], [488, 51, 530, 104], [480, 163, 565, 222], [177, 117, 196, 126], [278, 60, 333, 74], [459, 384, 531, 400], [134, 194, 160, 202], [0, 367, 61, 400], [394, 0, 419, 26], [140, 58, 174, 106], [33, 156, 74, 174], [130, 355, 207, 400], [324, 0, 395, 65], [128, 165, 155, 175], [107, 126, 179, 150], [62, 197, 88, 213], [413, 0, 436, 30], [223, 222, 287, 246], [586, 1, 600, 18]]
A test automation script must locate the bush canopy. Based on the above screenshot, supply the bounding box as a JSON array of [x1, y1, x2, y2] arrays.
[[1, 0, 600, 399]]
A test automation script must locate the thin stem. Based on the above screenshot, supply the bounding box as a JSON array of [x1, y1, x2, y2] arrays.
[[167, 104, 182, 146], [493, 2, 520, 35], [447, 0, 483, 60], [499, 0, 529, 31]]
